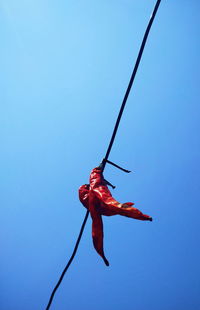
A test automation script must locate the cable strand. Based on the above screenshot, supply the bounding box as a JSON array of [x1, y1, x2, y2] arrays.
[[45, 1, 162, 309], [102, 0, 162, 171], [45, 210, 89, 310]]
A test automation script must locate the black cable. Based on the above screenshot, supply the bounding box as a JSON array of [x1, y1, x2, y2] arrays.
[[45, 1, 162, 309], [106, 159, 131, 173], [102, 0, 162, 171], [45, 210, 89, 310]]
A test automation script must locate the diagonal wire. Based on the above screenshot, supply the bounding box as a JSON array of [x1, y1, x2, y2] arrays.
[[45, 1, 162, 309], [101, 0, 162, 172], [45, 211, 90, 310]]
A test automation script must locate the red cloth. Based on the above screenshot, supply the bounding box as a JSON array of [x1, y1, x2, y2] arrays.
[[79, 167, 152, 266]]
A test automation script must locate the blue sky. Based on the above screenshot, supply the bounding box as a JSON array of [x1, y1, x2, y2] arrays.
[[1, 1, 200, 309]]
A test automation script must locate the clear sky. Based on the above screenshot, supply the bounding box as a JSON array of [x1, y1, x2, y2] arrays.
[[1, 1, 200, 310]]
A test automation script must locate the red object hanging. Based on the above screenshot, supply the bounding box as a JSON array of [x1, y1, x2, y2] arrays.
[[79, 167, 152, 266]]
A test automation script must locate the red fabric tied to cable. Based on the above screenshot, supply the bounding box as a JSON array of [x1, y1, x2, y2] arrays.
[[79, 167, 152, 266]]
